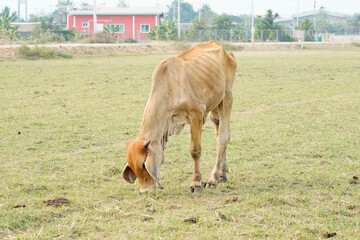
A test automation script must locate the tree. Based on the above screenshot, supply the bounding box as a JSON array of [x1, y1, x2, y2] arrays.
[[117, 0, 129, 8], [211, 14, 232, 40], [255, 9, 280, 41], [29, 14, 42, 22], [298, 18, 314, 41], [161, 21, 177, 39], [166, 0, 197, 23], [199, 4, 216, 24], [212, 14, 232, 30], [0, 7, 17, 27], [316, 6, 331, 33], [80, 2, 92, 10], [187, 18, 209, 41], [57, 0, 73, 7], [0, 7, 19, 40], [147, 21, 177, 40], [104, 24, 120, 35], [257, 9, 279, 30], [298, 18, 313, 30], [233, 23, 247, 41], [349, 13, 360, 33], [192, 18, 207, 31], [147, 26, 164, 40], [232, 15, 248, 25], [40, 16, 57, 31]]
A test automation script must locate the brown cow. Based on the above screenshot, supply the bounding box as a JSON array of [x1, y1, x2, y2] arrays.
[[123, 40, 237, 193]]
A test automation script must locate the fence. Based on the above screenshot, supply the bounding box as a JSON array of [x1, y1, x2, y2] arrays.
[[179, 29, 360, 43], [180, 29, 315, 42]]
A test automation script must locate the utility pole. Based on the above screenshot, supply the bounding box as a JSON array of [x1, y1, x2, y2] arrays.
[[199, 4, 201, 19], [93, 0, 97, 34], [196, 1, 202, 19], [297, 0, 299, 41], [25, 0, 27, 21], [173, 2, 175, 22], [18, 0, 20, 19], [178, 0, 181, 39], [314, 1, 317, 39], [251, 0, 255, 47], [296, 0, 299, 28]]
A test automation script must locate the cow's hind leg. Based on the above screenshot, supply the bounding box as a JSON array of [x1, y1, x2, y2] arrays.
[[189, 112, 204, 193], [206, 93, 232, 188]]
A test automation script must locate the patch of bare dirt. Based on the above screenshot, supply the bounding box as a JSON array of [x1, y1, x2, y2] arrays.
[[146, 205, 156, 213], [323, 232, 337, 238], [225, 196, 239, 204], [27, 186, 47, 194], [43, 197, 71, 207], [215, 212, 230, 221], [13, 204, 26, 208], [184, 217, 198, 223]]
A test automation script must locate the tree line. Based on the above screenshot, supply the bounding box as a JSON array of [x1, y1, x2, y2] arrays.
[[1, 0, 360, 42], [148, 1, 360, 41]]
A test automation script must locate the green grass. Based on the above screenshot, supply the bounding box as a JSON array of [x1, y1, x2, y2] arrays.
[[1, 49, 360, 239]]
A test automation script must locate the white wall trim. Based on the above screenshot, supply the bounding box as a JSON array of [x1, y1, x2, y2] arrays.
[[132, 15, 135, 39], [73, 16, 76, 28]]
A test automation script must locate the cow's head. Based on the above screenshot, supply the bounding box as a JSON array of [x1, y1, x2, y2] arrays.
[[122, 140, 163, 193]]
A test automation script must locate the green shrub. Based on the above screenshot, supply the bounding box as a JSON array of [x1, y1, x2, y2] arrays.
[[17, 45, 73, 59], [295, 44, 307, 49], [218, 42, 243, 51], [125, 38, 137, 43], [352, 42, 360, 47], [83, 33, 116, 43], [17, 45, 31, 56], [173, 41, 192, 51], [31, 25, 60, 43], [57, 52, 73, 59]]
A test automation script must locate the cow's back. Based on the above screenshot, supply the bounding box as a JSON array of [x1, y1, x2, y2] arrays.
[[151, 41, 237, 113]]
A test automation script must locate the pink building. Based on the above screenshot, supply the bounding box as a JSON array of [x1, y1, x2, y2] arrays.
[[67, 7, 164, 40]]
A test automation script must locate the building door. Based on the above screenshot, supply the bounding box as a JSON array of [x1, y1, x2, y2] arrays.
[[95, 23, 103, 33]]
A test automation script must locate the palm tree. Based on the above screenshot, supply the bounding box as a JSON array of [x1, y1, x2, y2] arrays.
[[161, 21, 177, 40], [104, 24, 121, 36], [0, 7, 17, 30], [298, 18, 315, 41], [147, 26, 164, 40], [298, 18, 313, 30], [0, 7, 19, 40]]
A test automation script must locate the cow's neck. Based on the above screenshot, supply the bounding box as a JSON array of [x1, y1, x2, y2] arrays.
[[137, 94, 169, 151]]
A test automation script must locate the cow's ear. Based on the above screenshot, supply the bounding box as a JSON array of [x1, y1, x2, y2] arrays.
[[122, 165, 137, 183]]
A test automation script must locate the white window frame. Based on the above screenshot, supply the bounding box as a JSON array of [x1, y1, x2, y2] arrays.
[[82, 22, 89, 28], [140, 24, 150, 33], [109, 24, 125, 33]]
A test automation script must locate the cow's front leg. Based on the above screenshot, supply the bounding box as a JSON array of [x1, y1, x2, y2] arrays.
[[189, 115, 203, 193]]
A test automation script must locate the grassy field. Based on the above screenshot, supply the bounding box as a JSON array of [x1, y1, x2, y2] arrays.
[[1, 48, 360, 239]]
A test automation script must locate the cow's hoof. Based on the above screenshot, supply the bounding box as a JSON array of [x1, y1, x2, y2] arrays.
[[219, 176, 227, 183], [190, 186, 203, 193], [206, 183, 217, 188]]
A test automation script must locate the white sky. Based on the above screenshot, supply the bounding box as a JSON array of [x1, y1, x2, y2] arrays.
[[1, 0, 359, 19]]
